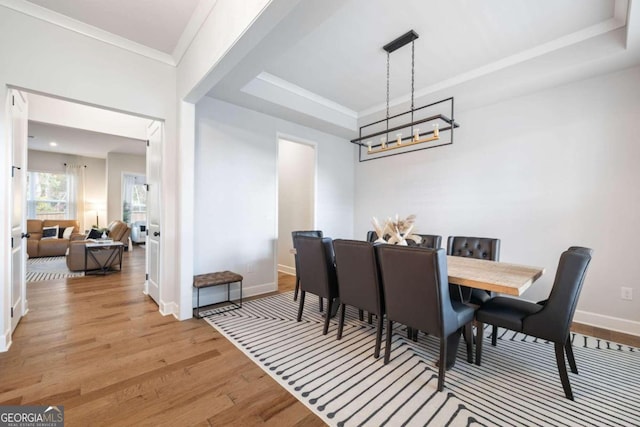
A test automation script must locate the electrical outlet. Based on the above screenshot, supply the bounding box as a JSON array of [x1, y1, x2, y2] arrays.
[[621, 287, 633, 301]]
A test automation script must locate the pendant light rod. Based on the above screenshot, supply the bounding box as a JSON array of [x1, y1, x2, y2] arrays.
[[383, 30, 419, 53]]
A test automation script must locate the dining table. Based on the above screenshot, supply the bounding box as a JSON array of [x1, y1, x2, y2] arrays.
[[290, 245, 546, 368]]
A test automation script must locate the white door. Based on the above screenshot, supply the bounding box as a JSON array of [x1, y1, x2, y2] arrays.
[[9, 89, 28, 333], [145, 120, 162, 304]]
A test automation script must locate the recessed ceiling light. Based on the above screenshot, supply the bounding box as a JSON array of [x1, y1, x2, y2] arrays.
[[49, 142, 57, 147]]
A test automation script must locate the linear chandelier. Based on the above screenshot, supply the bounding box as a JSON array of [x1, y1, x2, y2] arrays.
[[350, 30, 460, 162]]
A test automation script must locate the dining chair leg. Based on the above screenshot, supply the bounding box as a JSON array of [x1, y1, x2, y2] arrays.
[[358, 309, 364, 321], [407, 327, 413, 339], [294, 276, 300, 301], [337, 303, 346, 340], [437, 337, 447, 392], [368, 312, 373, 325], [374, 314, 383, 358], [296, 291, 305, 322], [491, 325, 498, 346], [565, 335, 578, 374], [384, 319, 393, 364], [323, 298, 333, 335], [319, 297, 323, 312], [412, 329, 418, 342], [475, 321, 484, 366], [555, 342, 574, 400], [465, 322, 473, 363]]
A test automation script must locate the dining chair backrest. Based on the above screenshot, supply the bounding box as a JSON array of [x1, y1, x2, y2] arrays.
[[294, 236, 337, 299], [292, 230, 323, 273], [407, 234, 442, 249], [376, 245, 458, 337], [447, 236, 500, 261], [567, 246, 593, 256], [523, 249, 592, 343], [333, 239, 383, 316], [368, 231, 441, 249]]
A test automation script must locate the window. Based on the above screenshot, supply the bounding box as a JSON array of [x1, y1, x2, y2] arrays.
[[122, 174, 146, 224], [27, 172, 71, 220]]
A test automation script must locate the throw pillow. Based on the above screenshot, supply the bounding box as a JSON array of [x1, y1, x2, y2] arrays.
[[86, 228, 102, 239], [42, 225, 59, 240], [63, 226, 74, 240], [57, 227, 65, 238]]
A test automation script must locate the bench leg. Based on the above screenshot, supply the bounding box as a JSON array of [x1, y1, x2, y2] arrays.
[[196, 287, 201, 319]]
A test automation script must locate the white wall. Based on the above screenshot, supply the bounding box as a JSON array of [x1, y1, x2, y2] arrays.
[[106, 153, 146, 224], [0, 5, 177, 350], [277, 139, 315, 273], [355, 65, 640, 335], [27, 150, 106, 230], [193, 97, 354, 306]]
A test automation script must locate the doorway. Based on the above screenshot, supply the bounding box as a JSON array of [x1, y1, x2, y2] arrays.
[[277, 138, 316, 288], [7, 89, 163, 336]]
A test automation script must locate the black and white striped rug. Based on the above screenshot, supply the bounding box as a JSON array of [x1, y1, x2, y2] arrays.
[[203, 292, 639, 426], [27, 256, 84, 282]]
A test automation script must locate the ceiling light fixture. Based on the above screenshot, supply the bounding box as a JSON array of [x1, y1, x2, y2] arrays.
[[350, 30, 459, 161], [49, 141, 57, 147]]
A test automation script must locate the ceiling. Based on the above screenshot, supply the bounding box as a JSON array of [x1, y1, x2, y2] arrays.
[[6, 0, 638, 140], [28, 121, 146, 159], [25, 0, 199, 54], [26, 92, 149, 158], [205, 0, 638, 137]]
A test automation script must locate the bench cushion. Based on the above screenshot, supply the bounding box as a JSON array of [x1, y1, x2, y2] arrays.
[[194, 271, 243, 288]]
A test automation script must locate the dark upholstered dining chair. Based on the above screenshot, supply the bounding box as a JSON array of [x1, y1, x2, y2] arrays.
[[475, 248, 592, 400], [376, 245, 475, 392], [447, 235, 501, 344], [294, 236, 339, 335], [367, 231, 442, 249], [292, 230, 323, 309], [333, 239, 385, 358]]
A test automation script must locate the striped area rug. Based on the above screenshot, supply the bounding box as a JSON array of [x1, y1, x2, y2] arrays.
[[27, 256, 84, 282], [203, 292, 640, 427]]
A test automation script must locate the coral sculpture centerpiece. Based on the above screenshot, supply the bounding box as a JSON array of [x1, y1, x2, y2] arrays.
[[371, 214, 422, 246]]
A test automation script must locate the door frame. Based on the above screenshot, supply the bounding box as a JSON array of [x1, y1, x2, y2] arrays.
[[1, 86, 167, 351], [275, 132, 318, 287]]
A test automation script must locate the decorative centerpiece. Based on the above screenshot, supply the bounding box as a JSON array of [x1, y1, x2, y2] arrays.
[[371, 214, 422, 246]]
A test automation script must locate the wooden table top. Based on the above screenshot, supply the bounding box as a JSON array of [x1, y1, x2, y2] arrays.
[[290, 247, 545, 296], [447, 256, 544, 296]]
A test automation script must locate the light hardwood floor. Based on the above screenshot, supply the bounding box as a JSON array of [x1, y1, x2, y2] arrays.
[[0, 247, 323, 426]]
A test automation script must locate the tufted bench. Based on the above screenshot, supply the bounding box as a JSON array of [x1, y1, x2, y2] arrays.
[[193, 271, 243, 318]]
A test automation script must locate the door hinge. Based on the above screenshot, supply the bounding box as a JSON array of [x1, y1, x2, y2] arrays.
[[11, 237, 14, 249], [145, 273, 149, 281], [11, 307, 14, 317], [11, 165, 21, 177], [145, 229, 149, 236], [145, 184, 149, 191], [146, 140, 150, 147], [12, 95, 15, 106]]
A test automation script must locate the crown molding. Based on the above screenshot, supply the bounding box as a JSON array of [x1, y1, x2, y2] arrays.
[[173, 0, 218, 65], [359, 4, 628, 118], [242, 72, 357, 130], [255, 72, 357, 118], [0, 0, 176, 65]]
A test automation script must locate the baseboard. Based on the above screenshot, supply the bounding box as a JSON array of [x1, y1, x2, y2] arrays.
[[574, 309, 640, 336], [244, 282, 278, 298], [277, 264, 295, 276], [0, 327, 12, 352], [159, 300, 178, 318]]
